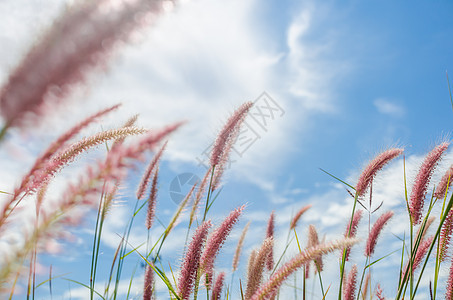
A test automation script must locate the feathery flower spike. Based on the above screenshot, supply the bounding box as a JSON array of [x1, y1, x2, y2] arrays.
[[111, 113, 139, 150], [178, 221, 212, 300], [265, 211, 275, 271], [376, 284, 385, 300], [232, 221, 250, 272], [440, 211, 453, 262], [344, 210, 363, 261], [290, 204, 312, 230], [355, 148, 403, 198], [410, 142, 449, 224], [343, 265, 358, 300], [200, 205, 245, 275], [247, 249, 257, 281], [145, 167, 159, 230], [31, 126, 147, 191], [137, 141, 167, 200], [435, 164, 453, 199], [0, 125, 147, 232], [211, 272, 225, 300], [143, 264, 154, 300], [411, 236, 434, 273], [245, 238, 273, 299], [2, 105, 121, 229], [58, 124, 179, 222], [210, 102, 253, 191], [446, 256, 453, 300], [416, 216, 435, 245], [250, 238, 358, 300], [210, 102, 253, 166], [365, 211, 393, 257], [14, 104, 120, 199], [307, 224, 323, 272]]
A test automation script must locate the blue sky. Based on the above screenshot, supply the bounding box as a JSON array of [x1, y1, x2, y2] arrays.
[[0, 0, 453, 299]]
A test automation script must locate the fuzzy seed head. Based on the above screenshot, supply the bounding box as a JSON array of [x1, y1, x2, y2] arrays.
[[290, 204, 312, 230], [178, 221, 212, 300], [344, 210, 363, 261], [435, 164, 453, 199], [210, 102, 253, 167], [343, 265, 358, 300], [200, 205, 244, 275], [355, 148, 403, 198], [410, 142, 449, 224], [365, 211, 393, 257]]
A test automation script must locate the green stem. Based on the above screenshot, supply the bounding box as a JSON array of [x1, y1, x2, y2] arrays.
[[338, 192, 359, 300], [316, 264, 325, 298], [90, 189, 105, 300], [202, 166, 216, 222], [0, 124, 8, 143], [355, 257, 369, 300]]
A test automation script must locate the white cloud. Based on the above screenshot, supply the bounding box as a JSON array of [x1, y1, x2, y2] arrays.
[[374, 98, 406, 117], [0, 0, 352, 194]]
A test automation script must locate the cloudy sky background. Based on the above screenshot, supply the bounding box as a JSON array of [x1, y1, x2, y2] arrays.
[[0, 0, 453, 299]]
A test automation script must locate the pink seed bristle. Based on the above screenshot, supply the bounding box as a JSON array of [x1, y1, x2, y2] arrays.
[[409, 142, 449, 224], [365, 211, 393, 257], [355, 148, 404, 198]]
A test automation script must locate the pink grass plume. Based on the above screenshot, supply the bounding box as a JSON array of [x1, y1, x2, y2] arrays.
[[177, 221, 212, 300], [2, 105, 121, 220], [446, 257, 453, 300], [435, 164, 453, 199], [137, 141, 167, 200], [376, 284, 385, 300], [413, 236, 434, 271], [210, 102, 253, 166], [410, 142, 449, 224], [308, 224, 323, 272], [19, 103, 121, 195], [440, 210, 453, 262], [209, 102, 253, 191], [355, 148, 403, 198], [211, 272, 225, 300], [145, 166, 159, 230], [365, 211, 393, 257], [245, 238, 273, 299], [344, 210, 363, 261], [200, 205, 245, 275], [289, 204, 312, 230], [143, 264, 154, 300], [265, 211, 275, 271], [56, 123, 180, 225], [401, 236, 434, 282], [0, 124, 147, 232], [31, 126, 147, 191], [343, 264, 358, 300], [232, 221, 250, 272]]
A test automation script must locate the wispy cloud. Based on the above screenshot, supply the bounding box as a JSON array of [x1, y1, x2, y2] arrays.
[[374, 98, 406, 117]]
